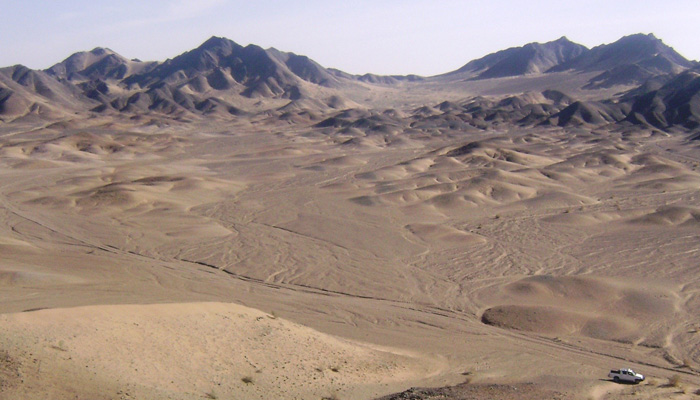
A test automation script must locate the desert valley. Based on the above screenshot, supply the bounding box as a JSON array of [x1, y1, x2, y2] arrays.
[[1, 32, 700, 399]]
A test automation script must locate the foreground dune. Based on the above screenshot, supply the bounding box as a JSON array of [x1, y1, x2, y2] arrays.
[[0, 302, 437, 399]]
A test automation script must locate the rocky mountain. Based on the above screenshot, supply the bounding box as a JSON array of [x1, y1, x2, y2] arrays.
[[0, 64, 97, 119], [266, 48, 341, 88], [451, 37, 589, 79], [327, 69, 424, 85], [623, 70, 700, 129], [121, 36, 341, 99], [30, 36, 353, 118], [551, 33, 692, 74], [555, 33, 693, 89], [0, 33, 698, 131], [47, 47, 158, 82], [444, 33, 693, 90]]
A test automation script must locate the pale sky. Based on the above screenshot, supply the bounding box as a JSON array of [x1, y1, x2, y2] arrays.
[[1, 0, 699, 76]]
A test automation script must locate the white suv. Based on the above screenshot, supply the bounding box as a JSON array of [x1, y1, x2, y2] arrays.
[[608, 368, 645, 383]]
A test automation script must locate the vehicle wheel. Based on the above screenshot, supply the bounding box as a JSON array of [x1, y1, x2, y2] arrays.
[[613, 376, 620, 383]]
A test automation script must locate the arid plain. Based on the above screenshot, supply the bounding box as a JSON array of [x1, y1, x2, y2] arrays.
[[1, 34, 700, 399]]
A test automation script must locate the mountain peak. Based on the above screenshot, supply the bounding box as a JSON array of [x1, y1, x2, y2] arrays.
[[200, 36, 239, 51], [548, 32, 692, 74], [618, 32, 662, 45], [46, 47, 132, 80], [89, 47, 113, 56], [453, 37, 588, 79]]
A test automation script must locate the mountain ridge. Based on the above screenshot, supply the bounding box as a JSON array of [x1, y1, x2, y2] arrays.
[[549, 33, 693, 73], [0, 33, 698, 131], [450, 36, 589, 79]]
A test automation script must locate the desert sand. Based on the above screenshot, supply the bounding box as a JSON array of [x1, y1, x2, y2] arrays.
[[2, 34, 700, 399], [1, 114, 699, 399]]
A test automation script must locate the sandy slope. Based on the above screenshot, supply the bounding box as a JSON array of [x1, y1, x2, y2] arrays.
[[0, 302, 435, 400], [0, 113, 699, 399]]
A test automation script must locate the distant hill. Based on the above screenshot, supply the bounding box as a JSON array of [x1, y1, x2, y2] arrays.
[[47, 47, 158, 81], [121, 36, 341, 99], [0, 33, 698, 131], [31, 37, 355, 118], [550, 33, 692, 74], [443, 33, 694, 91], [554, 34, 693, 90], [0, 64, 97, 119], [451, 37, 588, 79], [624, 70, 700, 129]]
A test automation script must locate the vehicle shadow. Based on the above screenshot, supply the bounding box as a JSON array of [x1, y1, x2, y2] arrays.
[[600, 378, 640, 385]]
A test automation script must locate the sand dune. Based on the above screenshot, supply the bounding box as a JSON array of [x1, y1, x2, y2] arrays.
[[406, 223, 487, 247], [0, 303, 433, 400], [631, 206, 700, 226], [479, 275, 676, 342], [1, 117, 699, 399]]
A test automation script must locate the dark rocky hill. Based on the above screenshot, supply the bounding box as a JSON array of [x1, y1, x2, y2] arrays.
[[624, 70, 700, 129], [47, 48, 158, 81], [1, 33, 698, 131], [454, 37, 589, 79], [550, 33, 692, 74]]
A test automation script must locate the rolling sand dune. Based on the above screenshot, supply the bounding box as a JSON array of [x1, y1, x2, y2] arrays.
[[0, 303, 433, 400], [1, 119, 698, 399], [479, 275, 676, 342], [630, 206, 700, 226]]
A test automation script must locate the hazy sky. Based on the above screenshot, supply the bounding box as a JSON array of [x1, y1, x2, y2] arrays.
[[2, 0, 699, 76]]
